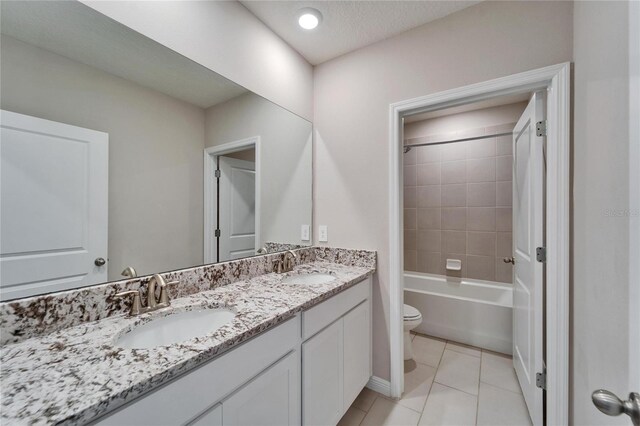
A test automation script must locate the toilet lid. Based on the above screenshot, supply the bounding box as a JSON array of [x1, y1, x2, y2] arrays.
[[403, 304, 421, 320]]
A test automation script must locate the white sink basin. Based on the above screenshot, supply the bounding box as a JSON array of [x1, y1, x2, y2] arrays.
[[282, 273, 336, 285], [116, 308, 235, 349]]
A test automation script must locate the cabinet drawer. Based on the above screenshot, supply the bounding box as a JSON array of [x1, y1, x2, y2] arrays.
[[302, 278, 370, 339], [93, 317, 300, 425]]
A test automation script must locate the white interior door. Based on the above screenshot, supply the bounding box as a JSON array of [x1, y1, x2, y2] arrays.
[[0, 110, 108, 300], [512, 93, 545, 425], [218, 156, 256, 261]]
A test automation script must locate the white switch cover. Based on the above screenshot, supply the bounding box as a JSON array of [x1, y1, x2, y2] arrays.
[[301, 225, 310, 241], [318, 225, 328, 242]]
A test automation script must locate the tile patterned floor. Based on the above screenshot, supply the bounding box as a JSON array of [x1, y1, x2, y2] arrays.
[[338, 333, 532, 426]]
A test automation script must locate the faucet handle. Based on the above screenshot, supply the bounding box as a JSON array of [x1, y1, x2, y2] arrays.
[[272, 259, 284, 274], [159, 280, 179, 305], [114, 290, 142, 316]]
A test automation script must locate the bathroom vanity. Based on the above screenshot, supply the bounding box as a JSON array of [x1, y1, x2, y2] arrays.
[[97, 277, 370, 426], [0, 248, 375, 425]]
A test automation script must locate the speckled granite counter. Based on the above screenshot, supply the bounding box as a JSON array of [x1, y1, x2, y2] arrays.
[[0, 249, 375, 425]]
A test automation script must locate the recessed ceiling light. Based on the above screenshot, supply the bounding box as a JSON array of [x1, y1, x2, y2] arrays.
[[297, 8, 322, 30]]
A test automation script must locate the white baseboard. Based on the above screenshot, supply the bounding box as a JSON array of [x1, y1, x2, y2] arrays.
[[366, 376, 392, 397]]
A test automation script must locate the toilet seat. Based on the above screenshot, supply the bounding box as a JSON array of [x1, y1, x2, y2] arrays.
[[403, 304, 421, 321]]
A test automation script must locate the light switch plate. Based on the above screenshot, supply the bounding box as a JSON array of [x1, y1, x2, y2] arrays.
[[318, 225, 328, 242], [301, 224, 310, 241]]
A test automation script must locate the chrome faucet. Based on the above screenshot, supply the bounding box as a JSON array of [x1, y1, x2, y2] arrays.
[[121, 266, 138, 278], [114, 274, 178, 316], [272, 250, 297, 274], [283, 250, 297, 273]]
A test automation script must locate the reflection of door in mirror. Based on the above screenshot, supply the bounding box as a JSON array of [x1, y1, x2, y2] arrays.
[[0, 0, 312, 299], [0, 110, 109, 301], [218, 152, 257, 262]]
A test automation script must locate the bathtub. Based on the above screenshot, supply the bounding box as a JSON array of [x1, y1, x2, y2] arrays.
[[404, 271, 513, 355]]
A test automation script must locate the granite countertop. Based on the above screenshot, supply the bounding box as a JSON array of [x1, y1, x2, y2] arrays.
[[0, 261, 374, 425]]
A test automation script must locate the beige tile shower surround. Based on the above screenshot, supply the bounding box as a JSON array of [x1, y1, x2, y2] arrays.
[[404, 123, 515, 283]]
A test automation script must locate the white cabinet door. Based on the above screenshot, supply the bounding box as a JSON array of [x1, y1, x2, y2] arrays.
[[0, 110, 108, 300], [223, 351, 300, 426], [343, 301, 371, 410], [302, 320, 343, 426]]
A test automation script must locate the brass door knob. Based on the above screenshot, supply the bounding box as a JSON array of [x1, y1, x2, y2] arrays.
[[94, 257, 106, 266]]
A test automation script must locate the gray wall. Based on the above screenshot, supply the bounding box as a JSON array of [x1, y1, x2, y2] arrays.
[[573, 1, 632, 423], [313, 0, 573, 381], [205, 92, 312, 248], [81, 0, 313, 121], [1, 35, 205, 280]]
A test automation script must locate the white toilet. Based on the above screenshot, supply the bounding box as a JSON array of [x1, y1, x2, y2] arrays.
[[403, 304, 423, 361]]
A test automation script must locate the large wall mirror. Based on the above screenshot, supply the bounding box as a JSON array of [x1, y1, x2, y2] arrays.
[[0, 1, 312, 301]]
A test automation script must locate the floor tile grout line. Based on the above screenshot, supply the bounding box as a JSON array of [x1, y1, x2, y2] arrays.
[[476, 348, 483, 425], [405, 335, 446, 424], [478, 378, 523, 395], [347, 404, 368, 426], [480, 381, 525, 394], [433, 356, 480, 396], [478, 347, 524, 395], [416, 344, 443, 425], [444, 346, 482, 358], [417, 338, 478, 424], [357, 394, 379, 426], [430, 380, 480, 398], [355, 405, 366, 426]]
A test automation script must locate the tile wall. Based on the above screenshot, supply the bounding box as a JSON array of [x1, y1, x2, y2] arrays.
[[403, 123, 514, 283]]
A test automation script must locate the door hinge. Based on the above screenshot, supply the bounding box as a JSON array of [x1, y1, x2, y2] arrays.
[[536, 370, 547, 390], [214, 169, 221, 179], [536, 120, 547, 137], [536, 247, 547, 263], [214, 229, 221, 238]]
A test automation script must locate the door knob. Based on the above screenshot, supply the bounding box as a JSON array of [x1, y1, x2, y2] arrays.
[[94, 257, 106, 267], [592, 389, 640, 426], [503, 257, 515, 264]]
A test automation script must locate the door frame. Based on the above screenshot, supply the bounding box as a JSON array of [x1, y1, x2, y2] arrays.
[[388, 63, 570, 425], [629, 0, 640, 391], [204, 136, 261, 264]]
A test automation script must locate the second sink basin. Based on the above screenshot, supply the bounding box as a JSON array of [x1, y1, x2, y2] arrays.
[[282, 273, 336, 285], [116, 308, 235, 349]]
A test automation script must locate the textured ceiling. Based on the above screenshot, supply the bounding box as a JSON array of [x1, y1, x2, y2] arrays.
[[1, 1, 246, 109], [240, 1, 481, 65]]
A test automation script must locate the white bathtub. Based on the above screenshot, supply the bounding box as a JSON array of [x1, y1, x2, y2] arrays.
[[404, 271, 513, 355]]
